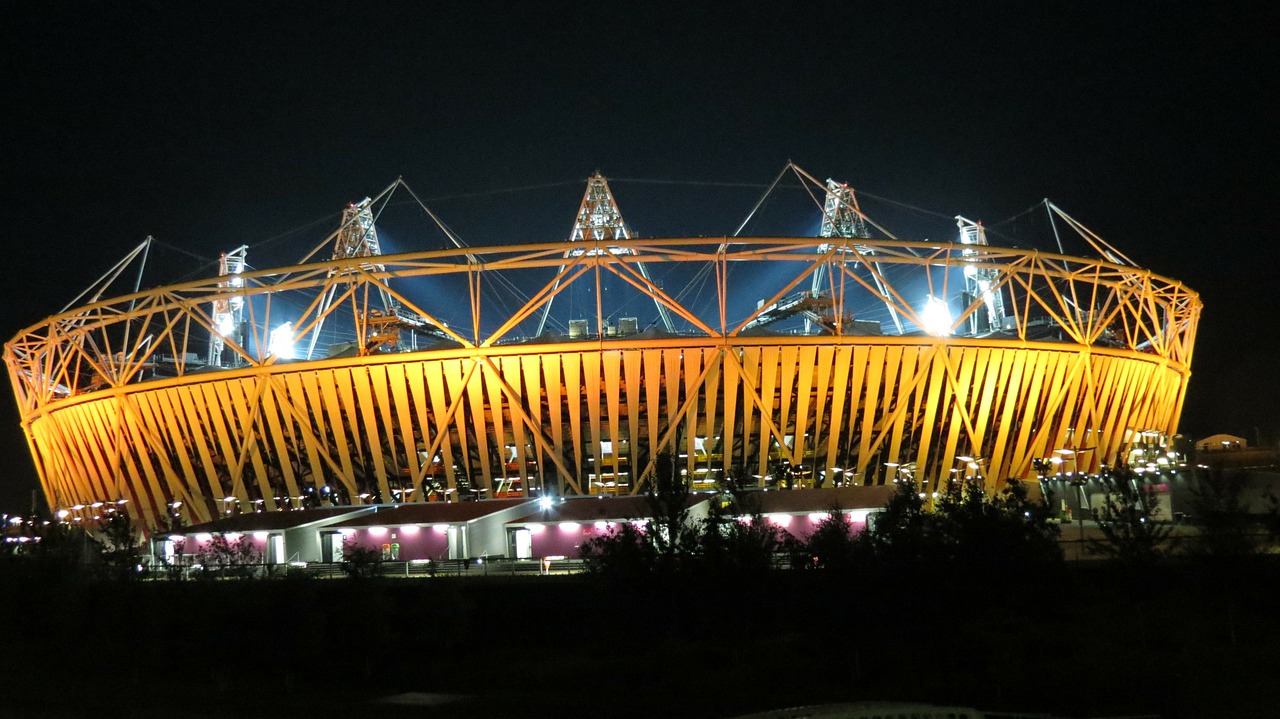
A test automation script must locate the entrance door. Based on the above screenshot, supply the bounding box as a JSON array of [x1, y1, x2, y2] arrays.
[[511, 528, 533, 559]]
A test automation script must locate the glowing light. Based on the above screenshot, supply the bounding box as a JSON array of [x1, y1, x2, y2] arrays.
[[224, 532, 242, 542], [808, 513, 828, 523], [338, 528, 356, 536], [767, 514, 792, 527], [538, 496, 554, 511], [559, 522, 581, 531], [368, 526, 388, 537], [269, 322, 295, 360], [594, 521, 610, 531], [400, 525, 420, 535], [195, 533, 212, 543], [253, 531, 269, 541], [528, 524, 546, 534], [921, 295, 952, 336], [433, 523, 449, 532]]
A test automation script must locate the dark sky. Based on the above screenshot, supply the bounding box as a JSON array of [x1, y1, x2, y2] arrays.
[[2, 1, 1275, 511]]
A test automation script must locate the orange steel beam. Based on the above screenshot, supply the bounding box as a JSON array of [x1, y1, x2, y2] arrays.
[[6, 237, 1199, 531]]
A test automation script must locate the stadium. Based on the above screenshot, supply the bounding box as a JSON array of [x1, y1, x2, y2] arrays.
[[4, 165, 1200, 534]]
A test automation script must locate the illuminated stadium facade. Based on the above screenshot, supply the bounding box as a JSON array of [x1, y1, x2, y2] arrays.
[[4, 167, 1200, 531]]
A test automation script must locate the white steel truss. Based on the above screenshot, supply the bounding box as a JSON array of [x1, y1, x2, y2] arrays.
[[957, 216, 1008, 335], [208, 245, 248, 367], [806, 179, 904, 334], [536, 173, 676, 336]]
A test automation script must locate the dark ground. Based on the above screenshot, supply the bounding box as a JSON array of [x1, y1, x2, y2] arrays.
[[2, 561, 1277, 719]]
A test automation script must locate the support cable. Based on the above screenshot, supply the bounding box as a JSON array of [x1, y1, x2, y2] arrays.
[[1045, 198, 1066, 255], [731, 163, 793, 239]]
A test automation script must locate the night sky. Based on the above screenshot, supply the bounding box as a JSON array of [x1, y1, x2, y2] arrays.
[[3, 2, 1275, 511]]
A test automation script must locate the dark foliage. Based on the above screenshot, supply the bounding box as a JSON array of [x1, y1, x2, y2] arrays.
[[581, 452, 800, 575], [579, 521, 657, 577], [695, 498, 800, 573], [340, 538, 383, 579], [203, 532, 262, 579], [97, 511, 145, 580], [804, 505, 860, 570], [931, 478, 1062, 570], [1089, 465, 1175, 563], [1187, 466, 1264, 559], [849, 478, 1060, 573]]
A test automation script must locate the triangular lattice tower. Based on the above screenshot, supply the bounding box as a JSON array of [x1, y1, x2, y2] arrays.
[[809, 178, 903, 334], [536, 173, 674, 335]]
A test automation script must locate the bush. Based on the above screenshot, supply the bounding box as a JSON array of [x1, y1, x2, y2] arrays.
[[1089, 465, 1174, 563], [340, 538, 383, 579]]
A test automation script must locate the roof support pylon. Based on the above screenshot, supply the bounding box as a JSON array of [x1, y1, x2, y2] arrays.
[[956, 216, 1008, 335], [809, 178, 904, 334], [536, 172, 675, 336], [208, 245, 248, 367]]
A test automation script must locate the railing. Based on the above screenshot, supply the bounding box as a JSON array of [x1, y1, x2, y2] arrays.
[[142, 556, 588, 580]]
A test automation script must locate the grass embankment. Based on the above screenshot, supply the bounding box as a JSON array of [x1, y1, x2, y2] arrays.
[[2, 561, 1277, 718]]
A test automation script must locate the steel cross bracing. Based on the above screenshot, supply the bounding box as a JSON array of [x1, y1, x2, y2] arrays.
[[806, 179, 905, 335], [7, 238, 1201, 397], [303, 198, 440, 360], [6, 214, 1200, 530], [535, 173, 676, 336], [956, 216, 1008, 336], [208, 245, 248, 367]]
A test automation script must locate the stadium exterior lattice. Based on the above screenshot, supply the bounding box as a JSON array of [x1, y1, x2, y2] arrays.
[[4, 168, 1200, 531]]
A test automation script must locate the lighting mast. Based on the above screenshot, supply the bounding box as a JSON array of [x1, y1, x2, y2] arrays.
[[956, 216, 1006, 335], [332, 197, 394, 310], [536, 172, 675, 336], [810, 179, 903, 334], [305, 198, 419, 360], [208, 245, 247, 367]]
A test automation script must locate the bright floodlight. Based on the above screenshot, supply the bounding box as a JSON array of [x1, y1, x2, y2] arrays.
[[538, 496, 554, 511], [269, 322, 295, 360], [922, 295, 952, 337]]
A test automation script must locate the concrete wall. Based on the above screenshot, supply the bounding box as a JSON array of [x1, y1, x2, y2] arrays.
[[467, 501, 538, 558]]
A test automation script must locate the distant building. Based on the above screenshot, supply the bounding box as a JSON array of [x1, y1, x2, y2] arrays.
[[1196, 434, 1248, 452]]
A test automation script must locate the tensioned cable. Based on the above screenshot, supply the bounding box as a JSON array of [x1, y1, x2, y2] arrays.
[[855, 190, 957, 222], [610, 177, 776, 189], [611, 176, 1051, 249], [397, 178, 547, 333], [384, 180, 583, 208], [987, 203, 1040, 229]]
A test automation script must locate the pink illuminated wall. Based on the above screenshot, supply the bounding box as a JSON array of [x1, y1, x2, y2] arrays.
[[340, 525, 452, 561]]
